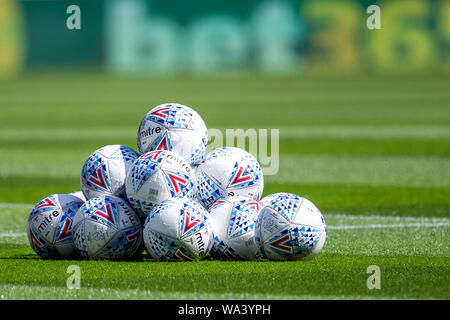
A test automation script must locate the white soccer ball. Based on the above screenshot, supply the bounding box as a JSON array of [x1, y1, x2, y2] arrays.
[[208, 197, 261, 260], [143, 197, 214, 261], [137, 103, 208, 166], [195, 147, 264, 210], [27, 194, 84, 259], [125, 150, 196, 216], [80, 145, 140, 200], [255, 193, 327, 261], [72, 195, 142, 260]]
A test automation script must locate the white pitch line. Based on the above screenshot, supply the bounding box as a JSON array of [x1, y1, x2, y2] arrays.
[[0, 233, 27, 238], [0, 222, 448, 239], [326, 213, 450, 222], [0, 203, 448, 238], [0, 203, 34, 209], [1, 202, 448, 222], [328, 222, 450, 230]]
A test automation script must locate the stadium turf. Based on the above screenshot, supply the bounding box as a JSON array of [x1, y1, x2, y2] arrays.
[[0, 73, 449, 299]]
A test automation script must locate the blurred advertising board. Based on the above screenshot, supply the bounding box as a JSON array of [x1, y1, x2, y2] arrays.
[[1, 0, 449, 76]]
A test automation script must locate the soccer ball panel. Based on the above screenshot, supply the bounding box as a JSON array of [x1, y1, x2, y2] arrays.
[[292, 198, 327, 230], [310, 229, 327, 257], [181, 224, 214, 259], [107, 158, 130, 194], [196, 147, 264, 210], [30, 209, 62, 245], [228, 184, 263, 203], [208, 197, 260, 260], [256, 206, 290, 243], [268, 194, 303, 222], [137, 119, 167, 154], [195, 166, 225, 209], [167, 128, 207, 163], [79, 219, 115, 258], [116, 200, 142, 229], [72, 219, 87, 257], [144, 229, 196, 261], [72, 196, 142, 260], [262, 225, 325, 261], [255, 194, 327, 261], [27, 222, 58, 259], [126, 168, 170, 214], [94, 226, 142, 260], [69, 190, 86, 202], [143, 198, 213, 261], [125, 150, 195, 215], [259, 192, 296, 210], [81, 145, 139, 200], [143, 199, 180, 239], [161, 150, 195, 174]]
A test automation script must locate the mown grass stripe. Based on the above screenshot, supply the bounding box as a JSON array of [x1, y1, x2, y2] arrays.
[[1, 154, 449, 187], [1, 220, 448, 238], [267, 155, 450, 187], [280, 125, 450, 140], [1, 125, 449, 141], [0, 283, 399, 300]]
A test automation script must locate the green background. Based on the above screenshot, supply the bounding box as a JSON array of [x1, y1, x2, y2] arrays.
[[0, 0, 448, 300]]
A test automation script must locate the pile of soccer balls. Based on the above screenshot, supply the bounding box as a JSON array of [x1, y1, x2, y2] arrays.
[[27, 103, 327, 261]]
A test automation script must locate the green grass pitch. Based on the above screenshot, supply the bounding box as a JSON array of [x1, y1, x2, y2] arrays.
[[0, 73, 449, 299]]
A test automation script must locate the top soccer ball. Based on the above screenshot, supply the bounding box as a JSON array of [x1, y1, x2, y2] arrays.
[[255, 193, 327, 261], [195, 147, 264, 209], [80, 145, 140, 200], [137, 103, 208, 166]]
